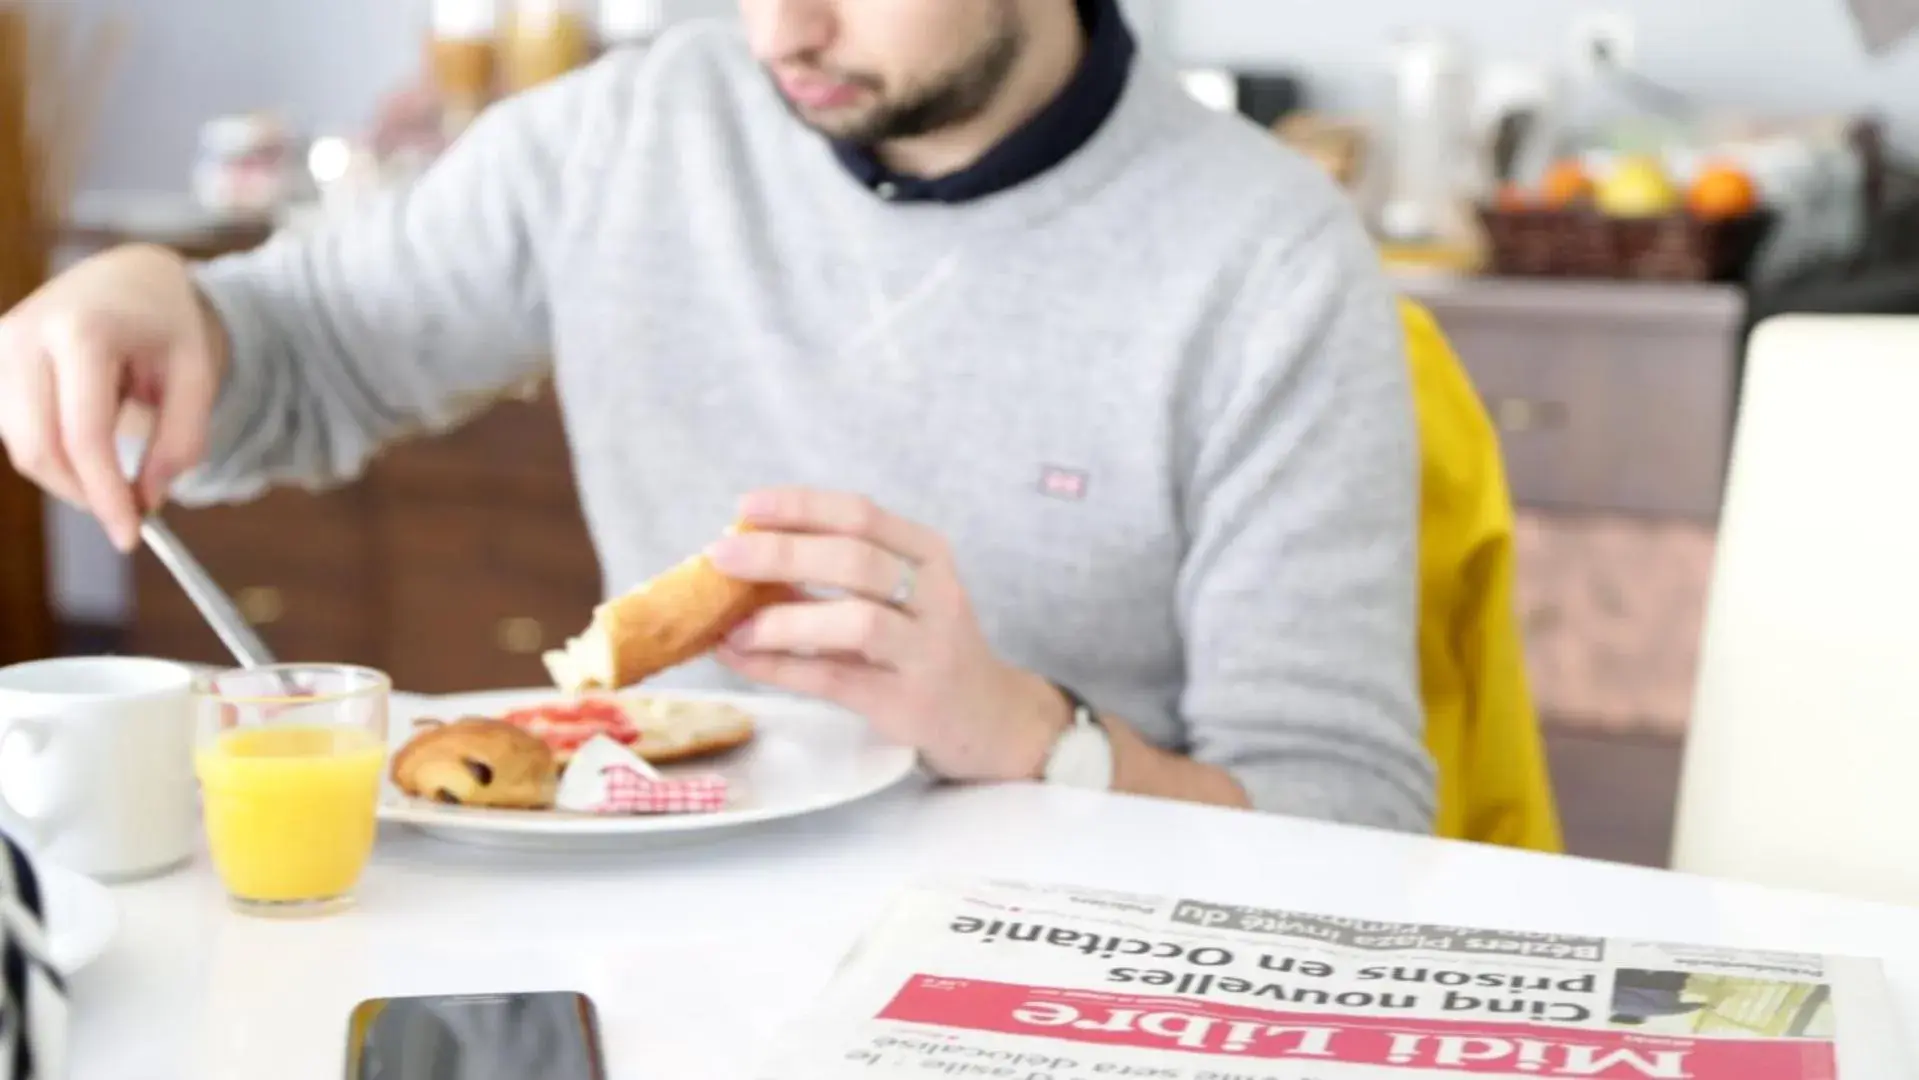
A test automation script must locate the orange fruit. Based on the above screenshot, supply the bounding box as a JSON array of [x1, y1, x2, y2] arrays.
[[1539, 160, 1594, 208], [1688, 162, 1760, 220]]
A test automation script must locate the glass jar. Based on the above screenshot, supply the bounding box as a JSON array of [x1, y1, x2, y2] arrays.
[[429, 0, 499, 133], [500, 0, 593, 94], [1375, 28, 1480, 253]]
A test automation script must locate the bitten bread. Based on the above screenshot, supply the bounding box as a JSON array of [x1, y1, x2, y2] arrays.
[[390, 718, 558, 809], [622, 696, 758, 765], [543, 525, 783, 692]]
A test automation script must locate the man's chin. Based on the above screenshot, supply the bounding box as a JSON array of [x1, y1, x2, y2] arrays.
[[791, 109, 884, 145], [779, 101, 871, 139]]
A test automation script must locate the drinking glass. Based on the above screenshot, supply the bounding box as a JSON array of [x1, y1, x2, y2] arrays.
[[194, 664, 390, 918], [500, 0, 592, 93], [429, 0, 499, 137]]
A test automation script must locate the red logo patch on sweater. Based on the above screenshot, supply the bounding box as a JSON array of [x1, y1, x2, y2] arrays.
[[1037, 465, 1089, 501]]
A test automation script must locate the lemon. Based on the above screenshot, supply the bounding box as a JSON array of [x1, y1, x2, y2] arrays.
[[1596, 156, 1681, 218]]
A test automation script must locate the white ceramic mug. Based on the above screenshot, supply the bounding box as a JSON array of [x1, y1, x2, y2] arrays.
[[0, 657, 198, 882]]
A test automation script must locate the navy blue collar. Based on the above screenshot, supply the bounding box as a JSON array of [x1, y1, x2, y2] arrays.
[[830, 0, 1135, 205]]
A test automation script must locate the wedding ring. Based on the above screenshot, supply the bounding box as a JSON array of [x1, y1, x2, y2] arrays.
[[888, 556, 919, 610]]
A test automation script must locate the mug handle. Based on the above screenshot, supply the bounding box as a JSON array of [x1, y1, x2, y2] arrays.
[[0, 718, 67, 848]]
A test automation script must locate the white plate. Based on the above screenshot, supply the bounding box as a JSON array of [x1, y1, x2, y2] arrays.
[[40, 863, 118, 976], [378, 689, 919, 851]]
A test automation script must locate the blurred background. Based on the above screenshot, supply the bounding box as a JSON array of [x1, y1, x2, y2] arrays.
[[12, 0, 1919, 868], [58, 0, 1919, 191]]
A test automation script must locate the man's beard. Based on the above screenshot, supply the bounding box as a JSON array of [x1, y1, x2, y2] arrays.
[[776, 11, 1024, 146]]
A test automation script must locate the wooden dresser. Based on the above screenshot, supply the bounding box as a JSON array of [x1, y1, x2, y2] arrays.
[[129, 385, 604, 693], [1400, 274, 1743, 522]]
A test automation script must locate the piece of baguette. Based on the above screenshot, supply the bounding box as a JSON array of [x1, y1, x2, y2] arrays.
[[621, 695, 759, 764], [543, 527, 782, 692]]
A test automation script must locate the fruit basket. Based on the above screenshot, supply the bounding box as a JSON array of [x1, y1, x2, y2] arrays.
[[1478, 155, 1776, 283], [1475, 205, 1775, 282]]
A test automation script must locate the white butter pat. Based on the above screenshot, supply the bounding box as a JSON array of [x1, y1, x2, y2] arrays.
[[554, 734, 663, 813]]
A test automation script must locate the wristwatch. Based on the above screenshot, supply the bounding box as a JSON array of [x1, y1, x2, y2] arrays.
[[1040, 682, 1114, 791]]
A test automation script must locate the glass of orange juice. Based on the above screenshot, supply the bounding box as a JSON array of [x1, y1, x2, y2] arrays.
[[194, 664, 390, 918]]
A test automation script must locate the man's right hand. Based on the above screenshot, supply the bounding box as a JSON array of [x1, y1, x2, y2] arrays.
[[0, 244, 227, 551]]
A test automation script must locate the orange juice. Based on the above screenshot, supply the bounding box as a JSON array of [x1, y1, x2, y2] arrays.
[[195, 726, 386, 903]]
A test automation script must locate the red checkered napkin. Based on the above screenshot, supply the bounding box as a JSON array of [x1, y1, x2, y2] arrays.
[[593, 765, 729, 815], [553, 734, 731, 815]]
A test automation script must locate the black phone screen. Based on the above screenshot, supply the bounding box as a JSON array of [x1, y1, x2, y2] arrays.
[[345, 991, 607, 1080]]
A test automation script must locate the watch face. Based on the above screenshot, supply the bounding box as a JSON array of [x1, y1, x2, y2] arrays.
[[1046, 721, 1115, 791]]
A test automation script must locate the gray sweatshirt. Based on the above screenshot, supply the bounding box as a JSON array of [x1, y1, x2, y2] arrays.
[[182, 22, 1434, 831]]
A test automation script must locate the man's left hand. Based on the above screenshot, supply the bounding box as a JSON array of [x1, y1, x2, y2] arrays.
[[707, 487, 1069, 782]]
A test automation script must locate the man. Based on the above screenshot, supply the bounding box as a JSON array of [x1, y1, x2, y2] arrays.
[[0, 0, 1433, 828]]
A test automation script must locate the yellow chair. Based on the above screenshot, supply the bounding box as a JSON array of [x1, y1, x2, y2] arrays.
[[1402, 298, 1563, 853]]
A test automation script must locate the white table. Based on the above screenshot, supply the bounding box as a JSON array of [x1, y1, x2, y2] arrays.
[[72, 781, 1919, 1078]]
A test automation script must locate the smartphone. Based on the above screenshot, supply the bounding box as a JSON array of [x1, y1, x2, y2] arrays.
[[345, 991, 607, 1080]]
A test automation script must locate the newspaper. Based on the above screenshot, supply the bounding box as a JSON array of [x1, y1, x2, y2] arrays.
[[758, 880, 1911, 1080]]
